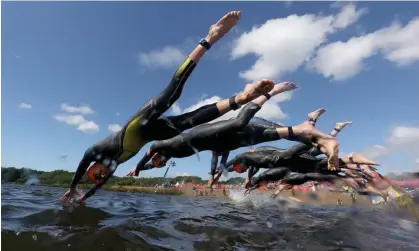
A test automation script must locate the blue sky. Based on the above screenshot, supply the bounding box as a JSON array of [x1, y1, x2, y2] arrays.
[[2, 2, 419, 179]]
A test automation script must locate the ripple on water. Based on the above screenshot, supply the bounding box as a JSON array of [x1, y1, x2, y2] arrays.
[[2, 183, 419, 251]]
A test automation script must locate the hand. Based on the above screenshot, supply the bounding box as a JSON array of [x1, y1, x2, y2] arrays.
[[244, 178, 251, 189], [127, 168, 138, 177], [244, 189, 251, 196], [208, 175, 215, 188], [60, 188, 80, 204]]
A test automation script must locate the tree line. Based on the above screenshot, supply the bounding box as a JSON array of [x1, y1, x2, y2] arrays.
[[1, 167, 245, 187]]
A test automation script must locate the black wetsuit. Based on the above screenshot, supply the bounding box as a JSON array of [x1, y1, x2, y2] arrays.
[[223, 144, 342, 190], [135, 99, 295, 174], [209, 118, 286, 176], [73, 56, 228, 200], [247, 156, 345, 191], [210, 151, 230, 176]]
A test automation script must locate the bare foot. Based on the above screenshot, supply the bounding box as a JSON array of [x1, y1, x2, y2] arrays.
[[236, 79, 275, 104], [206, 11, 241, 45], [336, 121, 352, 130], [325, 140, 340, 171], [348, 153, 380, 166], [270, 81, 298, 96], [308, 108, 326, 122]]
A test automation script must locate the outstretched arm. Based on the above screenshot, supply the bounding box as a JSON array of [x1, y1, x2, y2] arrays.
[[219, 151, 230, 170], [134, 151, 154, 176], [248, 166, 260, 180], [210, 151, 219, 176]]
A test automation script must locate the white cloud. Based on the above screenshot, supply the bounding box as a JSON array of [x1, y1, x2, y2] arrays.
[[170, 103, 183, 116], [231, 4, 366, 81], [361, 145, 390, 160], [108, 124, 122, 133], [385, 126, 419, 156], [168, 172, 190, 178], [54, 114, 99, 134], [138, 46, 185, 69], [310, 18, 419, 80], [171, 91, 293, 123], [60, 104, 95, 115], [362, 126, 419, 173], [18, 103, 32, 109]]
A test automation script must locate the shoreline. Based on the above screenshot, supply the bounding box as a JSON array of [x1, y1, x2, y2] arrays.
[[11, 183, 418, 211]]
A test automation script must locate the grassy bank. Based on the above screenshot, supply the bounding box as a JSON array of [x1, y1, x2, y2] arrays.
[[104, 185, 184, 195], [43, 183, 184, 195]]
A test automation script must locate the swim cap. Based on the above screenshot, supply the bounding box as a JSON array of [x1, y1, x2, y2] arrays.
[[87, 162, 109, 184], [233, 163, 245, 173], [152, 154, 167, 168]]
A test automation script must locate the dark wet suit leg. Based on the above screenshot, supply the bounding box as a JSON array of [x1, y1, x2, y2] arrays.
[[128, 57, 197, 127], [248, 168, 290, 191], [282, 172, 338, 185], [254, 146, 285, 152], [137, 102, 263, 172], [78, 57, 197, 200], [154, 102, 262, 151]]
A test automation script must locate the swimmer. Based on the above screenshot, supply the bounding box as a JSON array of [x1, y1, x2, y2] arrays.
[[338, 166, 398, 201], [61, 11, 248, 203], [216, 119, 353, 181], [242, 152, 378, 194], [209, 109, 330, 185], [208, 117, 287, 187], [130, 81, 344, 177]]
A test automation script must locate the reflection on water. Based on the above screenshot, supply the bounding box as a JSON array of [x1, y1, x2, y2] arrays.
[[2, 183, 419, 251]]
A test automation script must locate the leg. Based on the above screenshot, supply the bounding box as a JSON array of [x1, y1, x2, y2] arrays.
[[225, 151, 269, 170], [339, 153, 379, 166], [307, 108, 326, 126], [306, 121, 352, 156], [275, 121, 340, 170], [164, 80, 275, 131], [134, 11, 241, 124], [248, 167, 290, 191], [283, 108, 327, 154], [184, 80, 280, 139], [283, 172, 338, 186]]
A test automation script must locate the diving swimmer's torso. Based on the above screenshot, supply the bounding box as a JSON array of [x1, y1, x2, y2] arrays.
[[91, 112, 182, 164]]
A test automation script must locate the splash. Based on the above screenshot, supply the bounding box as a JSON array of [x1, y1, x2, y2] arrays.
[[228, 189, 272, 208], [25, 174, 40, 186]]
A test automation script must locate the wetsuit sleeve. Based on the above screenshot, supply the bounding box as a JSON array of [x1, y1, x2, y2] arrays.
[[219, 152, 230, 170], [210, 152, 219, 176], [134, 152, 153, 176], [70, 147, 95, 189], [286, 143, 312, 156], [307, 147, 322, 157], [248, 166, 260, 180]]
